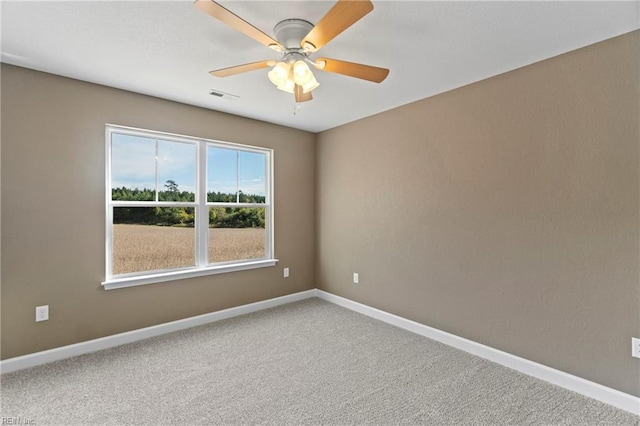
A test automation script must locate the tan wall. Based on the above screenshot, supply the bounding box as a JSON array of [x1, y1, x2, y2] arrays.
[[1, 64, 316, 359], [316, 31, 640, 397]]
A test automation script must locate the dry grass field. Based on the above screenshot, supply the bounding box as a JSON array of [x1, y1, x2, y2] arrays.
[[112, 224, 265, 275]]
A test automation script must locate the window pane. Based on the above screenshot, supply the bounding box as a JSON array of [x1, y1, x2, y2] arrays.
[[209, 207, 265, 263], [207, 147, 237, 202], [111, 133, 156, 201], [113, 207, 195, 275], [158, 140, 196, 202], [239, 151, 266, 203]]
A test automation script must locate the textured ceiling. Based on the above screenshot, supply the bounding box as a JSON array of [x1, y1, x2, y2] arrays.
[[2, 1, 639, 133]]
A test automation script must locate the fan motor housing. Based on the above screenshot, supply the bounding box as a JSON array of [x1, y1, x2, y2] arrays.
[[273, 19, 314, 50]]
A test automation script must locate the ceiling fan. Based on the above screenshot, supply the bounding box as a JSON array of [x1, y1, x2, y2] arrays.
[[194, 0, 389, 103]]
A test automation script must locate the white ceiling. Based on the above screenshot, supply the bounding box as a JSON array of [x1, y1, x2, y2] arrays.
[[2, 1, 639, 133]]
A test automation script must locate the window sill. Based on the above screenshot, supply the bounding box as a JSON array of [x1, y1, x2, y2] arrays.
[[102, 259, 279, 290]]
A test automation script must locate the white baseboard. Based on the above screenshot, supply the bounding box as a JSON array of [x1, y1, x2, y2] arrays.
[[315, 289, 640, 416], [0, 289, 317, 375], [2, 288, 638, 416]]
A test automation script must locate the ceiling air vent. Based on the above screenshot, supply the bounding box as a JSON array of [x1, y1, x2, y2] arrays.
[[209, 89, 239, 101]]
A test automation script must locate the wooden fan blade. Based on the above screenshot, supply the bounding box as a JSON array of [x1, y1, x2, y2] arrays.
[[194, 0, 284, 51], [315, 58, 389, 83], [301, 0, 373, 52], [210, 60, 275, 77], [294, 84, 313, 103]]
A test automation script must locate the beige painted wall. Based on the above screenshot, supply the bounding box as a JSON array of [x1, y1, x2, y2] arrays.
[[1, 64, 316, 359], [317, 31, 640, 397]]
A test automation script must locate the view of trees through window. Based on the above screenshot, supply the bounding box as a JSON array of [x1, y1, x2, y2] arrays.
[[112, 180, 266, 228]]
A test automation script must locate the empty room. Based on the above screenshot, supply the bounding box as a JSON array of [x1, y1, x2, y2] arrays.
[[1, 1, 639, 424]]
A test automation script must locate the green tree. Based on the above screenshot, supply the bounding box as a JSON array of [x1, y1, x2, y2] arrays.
[[165, 180, 178, 192]]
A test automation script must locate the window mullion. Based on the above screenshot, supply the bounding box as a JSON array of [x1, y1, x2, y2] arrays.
[[196, 141, 208, 266], [236, 150, 240, 203], [154, 139, 159, 202]]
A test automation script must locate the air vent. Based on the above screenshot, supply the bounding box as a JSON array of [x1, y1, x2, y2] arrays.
[[209, 90, 239, 101]]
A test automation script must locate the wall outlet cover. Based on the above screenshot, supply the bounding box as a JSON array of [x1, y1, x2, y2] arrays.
[[632, 337, 640, 359], [36, 305, 49, 322]]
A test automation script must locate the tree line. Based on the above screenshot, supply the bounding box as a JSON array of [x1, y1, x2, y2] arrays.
[[112, 180, 265, 228]]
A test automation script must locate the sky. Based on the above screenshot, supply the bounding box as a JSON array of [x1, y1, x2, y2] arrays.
[[111, 133, 266, 197]]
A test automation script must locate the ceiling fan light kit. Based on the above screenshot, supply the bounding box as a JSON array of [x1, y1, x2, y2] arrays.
[[268, 52, 320, 95], [195, 0, 389, 104]]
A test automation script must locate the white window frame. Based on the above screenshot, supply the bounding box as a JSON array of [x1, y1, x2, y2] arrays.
[[103, 124, 276, 290]]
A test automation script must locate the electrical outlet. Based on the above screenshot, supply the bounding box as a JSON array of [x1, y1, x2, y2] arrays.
[[284, 267, 289, 278], [353, 273, 359, 284], [35, 305, 49, 322], [632, 338, 640, 359]]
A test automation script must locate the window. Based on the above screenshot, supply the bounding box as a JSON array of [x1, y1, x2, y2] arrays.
[[104, 125, 275, 290]]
